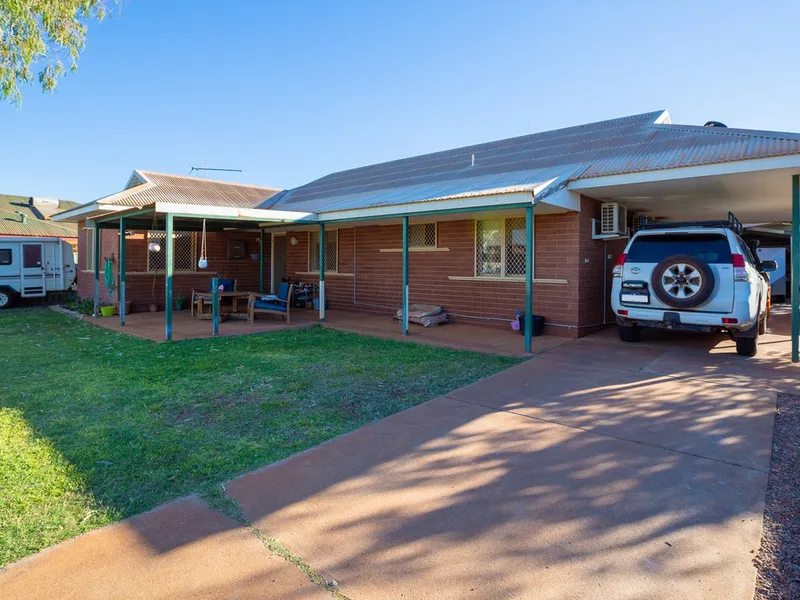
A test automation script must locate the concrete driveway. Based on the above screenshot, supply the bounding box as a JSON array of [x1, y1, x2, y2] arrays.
[[2, 307, 797, 599]]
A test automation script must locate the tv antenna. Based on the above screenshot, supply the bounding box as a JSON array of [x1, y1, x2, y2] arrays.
[[189, 164, 243, 179]]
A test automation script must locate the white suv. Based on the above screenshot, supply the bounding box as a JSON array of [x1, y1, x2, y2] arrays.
[[611, 219, 776, 357]]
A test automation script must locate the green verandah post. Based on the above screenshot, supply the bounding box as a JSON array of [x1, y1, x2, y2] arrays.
[[119, 218, 126, 326], [165, 213, 174, 341], [792, 175, 799, 363], [319, 222, 325, 322], [259, 228, 265, 294], [93, 225, 100, 317], [211, 277, 219, 336], [402, 216, 409, 335], [525, 204, 533, 353]]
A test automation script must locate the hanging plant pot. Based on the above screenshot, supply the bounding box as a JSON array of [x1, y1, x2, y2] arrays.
[[148, 303, 159, 312], [197, 219, 209, 269], [100, 306, 115, 317], [148, 242, 161, 252]]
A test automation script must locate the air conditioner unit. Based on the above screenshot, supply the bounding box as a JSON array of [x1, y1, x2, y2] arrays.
[[600, 202, 626, 235]]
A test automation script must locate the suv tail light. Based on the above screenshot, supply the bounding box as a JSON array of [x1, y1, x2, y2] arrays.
[[612, 253, 627, 278], [732, 254, 750, 282]]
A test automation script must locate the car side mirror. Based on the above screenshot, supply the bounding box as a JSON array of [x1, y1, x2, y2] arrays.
[[761, 260, 777, 272]]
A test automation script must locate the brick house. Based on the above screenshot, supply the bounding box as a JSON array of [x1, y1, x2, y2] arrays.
[[53, 110, 800, 346]]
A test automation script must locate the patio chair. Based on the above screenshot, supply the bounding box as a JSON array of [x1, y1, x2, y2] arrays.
[[248, 282, 293, 325], [191, 278, 237, 316]]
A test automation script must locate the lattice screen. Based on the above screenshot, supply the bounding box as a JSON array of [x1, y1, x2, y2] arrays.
[[476, 217, 528, 277], [476, 219, 502, 275], [409, 223, 437, 248], [147, 231, 197, 272], [309, 230, 338, 272], [504, 217, 526, 276]]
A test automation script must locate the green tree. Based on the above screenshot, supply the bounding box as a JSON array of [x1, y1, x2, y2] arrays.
[[0, 0, 109, 106]]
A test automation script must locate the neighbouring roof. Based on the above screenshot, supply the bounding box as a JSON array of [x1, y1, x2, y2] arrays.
[[263, 110, 800, 214], [0, 194, 78, 238]]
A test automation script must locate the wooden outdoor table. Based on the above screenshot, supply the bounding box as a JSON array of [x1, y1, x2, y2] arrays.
[[194, 291, 252, 317]]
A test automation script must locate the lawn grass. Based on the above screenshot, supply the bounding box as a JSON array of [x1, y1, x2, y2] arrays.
[[0, 309, 521, 567]]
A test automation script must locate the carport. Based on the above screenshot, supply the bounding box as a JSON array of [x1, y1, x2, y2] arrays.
[[570, 159, 800, 362]]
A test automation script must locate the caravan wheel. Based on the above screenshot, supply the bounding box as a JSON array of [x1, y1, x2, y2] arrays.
[[0, 288, 17, 309]]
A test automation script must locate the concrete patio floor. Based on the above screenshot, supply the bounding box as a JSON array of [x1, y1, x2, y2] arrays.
[[83, 307, 568, 356], [6, 305, 798, 599]]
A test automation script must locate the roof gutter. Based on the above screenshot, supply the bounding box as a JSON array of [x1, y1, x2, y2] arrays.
[[51, 202, 130, 222], [313, 190, 538, 224]]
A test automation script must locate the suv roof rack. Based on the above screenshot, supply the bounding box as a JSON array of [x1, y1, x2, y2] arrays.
[[642, 211, 743, 234]]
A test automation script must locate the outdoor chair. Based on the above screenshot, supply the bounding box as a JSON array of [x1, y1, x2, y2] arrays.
[[247, 282, 293, 325], [191, 278, 237, 316]]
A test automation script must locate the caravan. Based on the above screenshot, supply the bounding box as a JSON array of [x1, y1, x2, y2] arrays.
[[0, 237, 76, 308]]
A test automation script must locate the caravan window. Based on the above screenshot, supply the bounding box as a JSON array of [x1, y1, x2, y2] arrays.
[[23, 245, 42, 268], [0, 249, 10, 266]]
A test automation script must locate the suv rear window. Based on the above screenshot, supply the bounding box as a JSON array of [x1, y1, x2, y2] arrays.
[[627, 234, 732, 264]]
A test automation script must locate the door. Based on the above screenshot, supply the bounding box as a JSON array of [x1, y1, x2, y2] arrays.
[[21, 243, 46, 297], [271, 234, 287, 293]]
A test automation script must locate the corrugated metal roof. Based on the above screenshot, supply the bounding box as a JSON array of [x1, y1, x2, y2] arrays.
[[0, 195, 78, 237], [263, 110, 800, 214], [100, 170, 281, 208]]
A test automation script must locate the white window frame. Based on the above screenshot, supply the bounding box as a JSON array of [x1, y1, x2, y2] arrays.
[[474, 216, 531, 279], [308, 229, 338, 273], [146, 230, 198, 273], [408, 222, 437, 248]]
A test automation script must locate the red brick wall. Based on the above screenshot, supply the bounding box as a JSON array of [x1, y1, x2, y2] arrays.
[[76, 221, 269, 312], [576, 196, 630, 331], [280, 212, 598, 337]]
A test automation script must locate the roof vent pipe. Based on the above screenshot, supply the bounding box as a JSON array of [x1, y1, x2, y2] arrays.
[[703, 121, 728, 128], [471, 153, 475, 167]]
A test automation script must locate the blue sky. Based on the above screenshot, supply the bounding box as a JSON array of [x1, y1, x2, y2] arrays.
[[2, 0, 799, 203]]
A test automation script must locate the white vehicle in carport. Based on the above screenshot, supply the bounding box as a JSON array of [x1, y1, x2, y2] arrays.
[[611, 219, 776, 357]]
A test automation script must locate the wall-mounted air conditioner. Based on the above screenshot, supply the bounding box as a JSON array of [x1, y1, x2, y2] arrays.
[[600, 202, 626, 235]]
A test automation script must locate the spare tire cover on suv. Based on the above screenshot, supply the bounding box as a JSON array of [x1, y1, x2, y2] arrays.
[[651, 254, 715, 309]]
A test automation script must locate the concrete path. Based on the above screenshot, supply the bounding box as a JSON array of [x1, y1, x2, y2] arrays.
[[3, 307, 796, 599], [0, 497, 329, 600]]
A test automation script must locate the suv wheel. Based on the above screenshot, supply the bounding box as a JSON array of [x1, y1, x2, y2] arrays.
[[651, 254, 715, 309], [0, 288, 17, 309], [736, 336, 758, 357], [618, 324, 640, 343]]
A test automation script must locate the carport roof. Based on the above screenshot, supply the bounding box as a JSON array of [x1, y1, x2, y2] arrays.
[[262, 110, 800, 215]]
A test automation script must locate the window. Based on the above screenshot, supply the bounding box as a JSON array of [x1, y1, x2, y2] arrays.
[[627, 234, 732, 264], [476, 217, 528, 277], [146, 231, 197, 272], [408, 223, 437, 248], [84, 228, 95, 271], [23, 245, 42, 268], [0, 249, 11, 266], [309, 230, 338, 272]]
